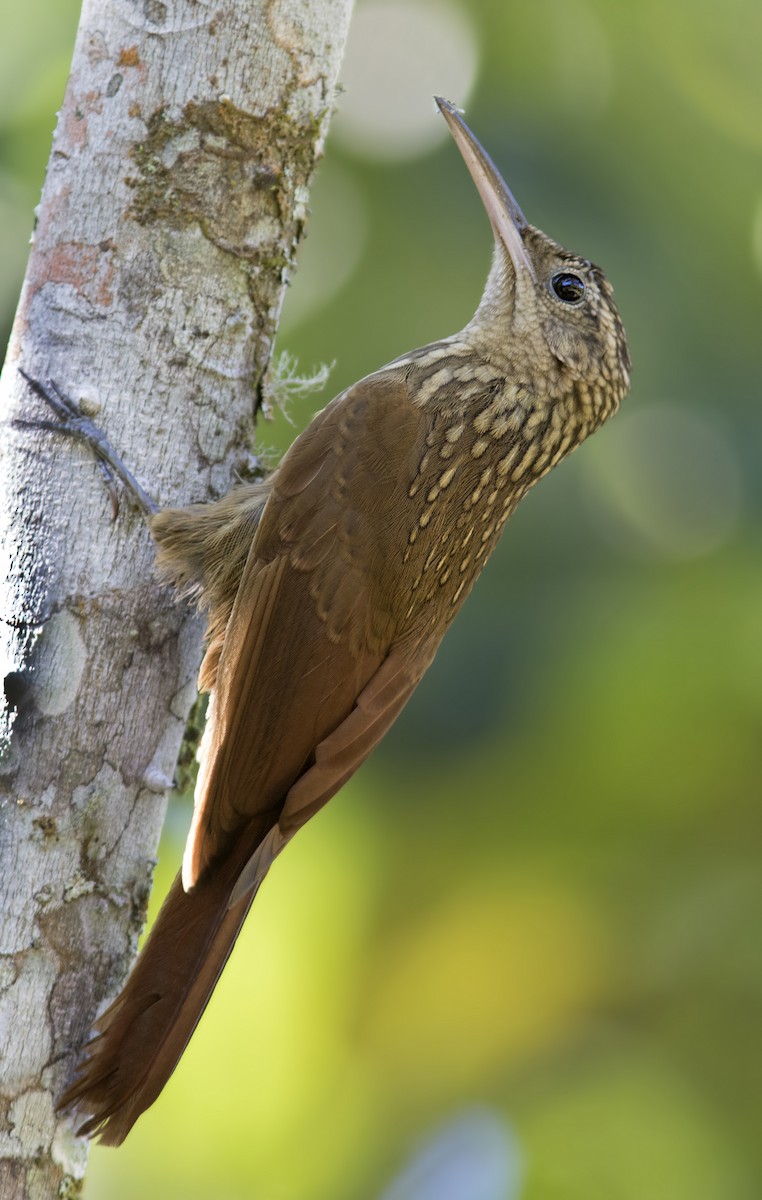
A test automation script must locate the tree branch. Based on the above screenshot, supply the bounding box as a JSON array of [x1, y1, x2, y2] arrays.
[[0, 1, 353, 1194]]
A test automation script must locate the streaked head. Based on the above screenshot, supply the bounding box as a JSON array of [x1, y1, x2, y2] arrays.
[[436, 97, 631, 428]]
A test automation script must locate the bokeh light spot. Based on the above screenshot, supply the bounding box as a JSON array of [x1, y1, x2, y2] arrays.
[[331, 1, 479, 161], [583, 404, 743, 560], [280, 162, 367, 333], [380, 1109, 523, 1200]]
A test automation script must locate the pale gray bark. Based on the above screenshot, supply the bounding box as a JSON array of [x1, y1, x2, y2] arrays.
[[0, 1, 354, 1194]]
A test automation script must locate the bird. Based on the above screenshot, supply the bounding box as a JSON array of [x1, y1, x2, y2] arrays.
[[49, 97, 631, 1144]]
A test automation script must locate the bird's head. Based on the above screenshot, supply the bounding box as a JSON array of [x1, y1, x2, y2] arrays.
[[436, 97, 631, 434]]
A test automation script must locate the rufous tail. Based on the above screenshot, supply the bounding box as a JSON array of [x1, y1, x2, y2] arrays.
[[58, 846, 255, 1146]]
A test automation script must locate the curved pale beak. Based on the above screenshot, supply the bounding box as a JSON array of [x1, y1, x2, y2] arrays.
[[435, 97, 536, 282]]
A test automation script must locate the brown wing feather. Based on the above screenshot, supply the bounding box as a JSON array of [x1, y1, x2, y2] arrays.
[[184, 370, 427, 891], [229, 640, 437, 905]]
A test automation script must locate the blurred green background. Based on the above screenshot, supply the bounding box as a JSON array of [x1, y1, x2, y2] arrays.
[[3, 0, 761, 1197]]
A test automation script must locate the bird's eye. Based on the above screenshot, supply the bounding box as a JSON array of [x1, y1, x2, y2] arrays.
[[550, 273, 586, 304]]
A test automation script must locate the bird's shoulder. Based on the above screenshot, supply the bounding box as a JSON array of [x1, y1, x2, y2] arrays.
[[251, 368, 431, 639]]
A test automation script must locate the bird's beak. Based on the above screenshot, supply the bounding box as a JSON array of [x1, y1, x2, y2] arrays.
[[435, 97, 536, 282]]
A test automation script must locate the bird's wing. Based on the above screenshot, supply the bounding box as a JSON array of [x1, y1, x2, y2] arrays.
[[227, 639, 437, 906], [183, 369, 430, 891]]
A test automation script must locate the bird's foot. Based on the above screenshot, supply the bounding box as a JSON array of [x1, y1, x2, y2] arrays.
[[16, 370, 159, 521]]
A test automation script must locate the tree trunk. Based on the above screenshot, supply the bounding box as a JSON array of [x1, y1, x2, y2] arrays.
[[0, 1, 354, 1194]]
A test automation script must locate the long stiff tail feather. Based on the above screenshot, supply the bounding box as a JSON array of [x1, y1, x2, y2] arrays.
[[58, 843, 257, 1145]]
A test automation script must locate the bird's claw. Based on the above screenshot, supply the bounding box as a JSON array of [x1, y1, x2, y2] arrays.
[[16, 369, 158, 521]]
